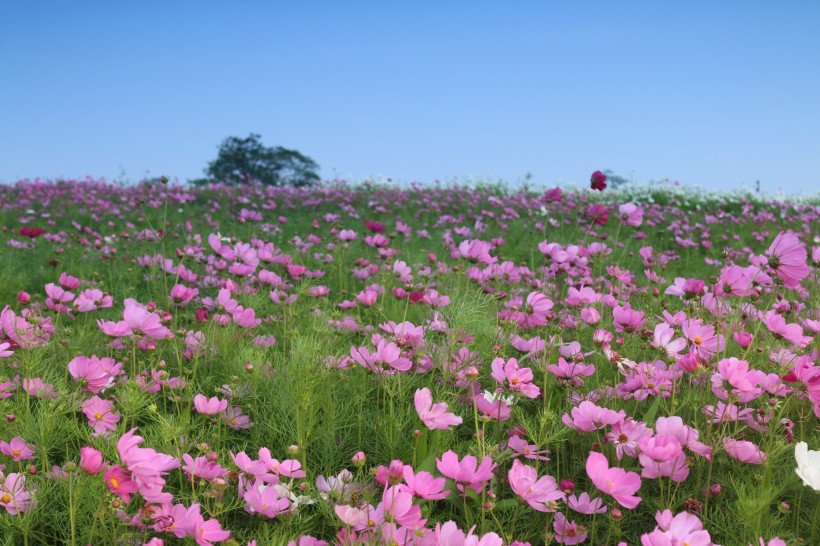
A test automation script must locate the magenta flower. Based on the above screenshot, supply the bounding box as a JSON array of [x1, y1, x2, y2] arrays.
[[414, 388, 462, 430], [508, 459, 565, 512], [0, 437, 35, 461], [104, 464, 139, 503], [765, 231, 809, 288], [586, 451, 642, 509], [436, 450, 497, 494], [79, 446, 107, 475], [194, 394, 229, 415]]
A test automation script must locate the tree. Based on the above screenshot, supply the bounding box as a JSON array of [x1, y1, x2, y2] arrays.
[[602, 169, 632, 189], [201, 134, 320, 187]]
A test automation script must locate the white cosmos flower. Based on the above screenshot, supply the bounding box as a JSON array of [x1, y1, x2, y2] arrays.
[[483, 390, 515, 406], [795, 442, 820, 492]]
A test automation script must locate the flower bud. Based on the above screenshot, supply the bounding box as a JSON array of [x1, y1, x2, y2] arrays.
[[79, 447, 106, 475], [18, 291, 31, 305], [352, 451, 366, 467]]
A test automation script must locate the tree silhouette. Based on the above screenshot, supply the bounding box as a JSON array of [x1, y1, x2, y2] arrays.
[[201, 134, 320, 187]]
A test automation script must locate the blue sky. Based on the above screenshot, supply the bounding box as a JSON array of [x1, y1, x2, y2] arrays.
[[1, 1, 819, 193]]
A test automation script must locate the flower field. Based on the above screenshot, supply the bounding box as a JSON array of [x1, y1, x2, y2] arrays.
[[0, 176, 818, 546]]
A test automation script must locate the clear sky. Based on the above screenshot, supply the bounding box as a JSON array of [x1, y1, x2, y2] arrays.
[[2, 1, 819, 193]]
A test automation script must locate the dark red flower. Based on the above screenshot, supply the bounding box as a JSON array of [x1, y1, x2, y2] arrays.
[[586, 203, 610, 225], [409, 291, 425, 303], [19, 227, 46, 237], [363, 220, 385, 233], [590, 171, 607, 191]]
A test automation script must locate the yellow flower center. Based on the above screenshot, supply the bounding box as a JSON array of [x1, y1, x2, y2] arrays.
[[230, 419, 237, 425], [11, 450, 20, 457], [694, 336, 703, 345], [110, 477, 120, 489], [0, 493, 11, 504], [95, 412, 104, 420]]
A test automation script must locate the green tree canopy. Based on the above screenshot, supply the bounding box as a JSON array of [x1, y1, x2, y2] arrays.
[[201, 133, 320, 187]]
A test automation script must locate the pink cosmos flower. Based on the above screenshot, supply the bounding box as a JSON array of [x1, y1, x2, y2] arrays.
[[170, 284, 199, 306], [655, 416, 712, 460], [104, 464, 139, 503], [605, 419, 653, 460], [765, 231, 809, 288], [760, 310, 813, 347], [243, 482, 292, 518], [650, 323, 687, 358], [0, 473, 35, 515], [508, 459, 565, 512], [79, 447, 107, 475], [402, 465, 450, 500], [618, 203, 643, 227], [640, 510, 716, 546], [585, 451, 642, 509], [0, 437, 35, 461], [68, 355, 117, 393], [457, 239, 497, 264], [682, 319, 724, 360], [222, 406, 254, 429], [472, 391, 512, 421], [82, 395, 121, 436], [613, 305, 646, 333], [194, 395, 228, 415], [436, 450, 496, 494], [432, 521, 503, 546], [553, 512, 588, 545], [506, 435, 551, 461], [562, 401, 626, 432], [490, 357, 540, 398], [414, 388, 462, 430], [723, 438, 766, 464], [117, 428, 181, 503], [123, 299, 172, 340], [567, 492, 607, 515], [711, 358, 765, 403]]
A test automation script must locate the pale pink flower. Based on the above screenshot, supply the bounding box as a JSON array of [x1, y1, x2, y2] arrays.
[[414, 388, 462, 430], [586, 451, 642, 509], [508, 459, 564, 512]]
